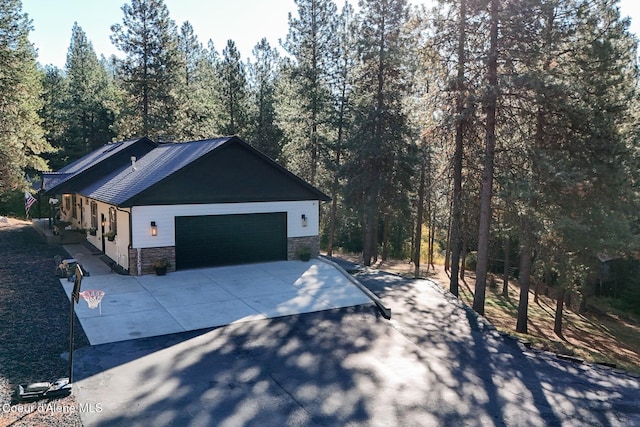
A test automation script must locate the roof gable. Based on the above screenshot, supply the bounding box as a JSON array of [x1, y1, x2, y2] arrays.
[[81, 137, 330, 207]]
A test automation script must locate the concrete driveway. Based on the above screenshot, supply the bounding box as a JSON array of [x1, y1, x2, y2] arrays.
[[70, 264, 640, 427], [59, 251, 373, 345]]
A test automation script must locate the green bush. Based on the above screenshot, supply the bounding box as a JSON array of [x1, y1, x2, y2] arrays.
[[465, 251, 478, 271], [0, 190, 28, 218]]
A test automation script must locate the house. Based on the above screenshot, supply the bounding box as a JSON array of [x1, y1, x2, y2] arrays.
[[42, 136, 330, 275]]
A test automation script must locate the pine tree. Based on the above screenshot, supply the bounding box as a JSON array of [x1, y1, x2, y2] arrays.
[[217, 39, 248, 136], [282, 0, 338, 185], [175, 21, 219, 141], [40, 66, 67, 170], [343, 0, 413, 266], [110, 0, 182, 140], [472, 0, 499, 315], [64, 23, 116, 158], [247, 38, 283, 159], [0, 0, 51, 193], [326, 2, 357, 256]]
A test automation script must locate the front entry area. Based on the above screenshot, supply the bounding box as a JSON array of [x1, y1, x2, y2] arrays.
[[175, 212, 288, 270]]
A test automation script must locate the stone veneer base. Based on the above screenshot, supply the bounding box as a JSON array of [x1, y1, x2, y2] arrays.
[[129, 235, 320, 275]]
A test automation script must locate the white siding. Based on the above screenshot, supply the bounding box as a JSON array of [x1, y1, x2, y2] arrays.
[[131, 200, 320, 249], [82, 198, 130, 270]]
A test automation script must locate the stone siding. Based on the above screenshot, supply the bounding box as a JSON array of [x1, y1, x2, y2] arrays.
[[287, 236, 320, 260], [128, 246, 176, 276]]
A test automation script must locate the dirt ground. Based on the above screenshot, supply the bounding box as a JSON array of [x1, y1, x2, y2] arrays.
[[0, 218, 87, 427], [331, 251, 640, 373]]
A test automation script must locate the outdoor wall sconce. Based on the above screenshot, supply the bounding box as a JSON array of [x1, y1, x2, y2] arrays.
[[150, 221, 157, 236], [301, 214, 308, 227]]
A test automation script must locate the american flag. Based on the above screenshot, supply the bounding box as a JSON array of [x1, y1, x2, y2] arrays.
[[24, 191, 36, 217]]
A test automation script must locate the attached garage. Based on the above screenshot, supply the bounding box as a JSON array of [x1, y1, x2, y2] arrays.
[[48, 136, 330, 275], [175, 212, 288, 269]]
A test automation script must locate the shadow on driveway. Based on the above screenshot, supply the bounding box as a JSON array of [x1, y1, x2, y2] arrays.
[[72, 267, 640, 426]]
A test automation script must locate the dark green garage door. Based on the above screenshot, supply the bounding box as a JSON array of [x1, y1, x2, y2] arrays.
[[175, 212, 287, 270]]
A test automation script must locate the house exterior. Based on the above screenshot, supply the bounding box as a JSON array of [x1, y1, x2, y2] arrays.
[[42, 136, 330, 275]]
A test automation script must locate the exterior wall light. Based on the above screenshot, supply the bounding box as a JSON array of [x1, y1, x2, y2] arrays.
[[150, 221, 157, 236], [301, 214, 308, 227]]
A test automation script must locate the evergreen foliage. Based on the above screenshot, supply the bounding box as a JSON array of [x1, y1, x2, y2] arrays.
[[0, 0, 51, 192], [64, 23, 116, 157], [217, 39, 248, 136], [281, 0, 338, 186], [3, 0, 639, 331], [247, 38, 284, 160], [110, 0, 182, 140]]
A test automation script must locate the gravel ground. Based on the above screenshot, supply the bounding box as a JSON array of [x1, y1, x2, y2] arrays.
[[0, 219, 89, 427]]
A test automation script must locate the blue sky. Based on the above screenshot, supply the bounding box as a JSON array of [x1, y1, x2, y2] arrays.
[[21, 0, 640, 68]]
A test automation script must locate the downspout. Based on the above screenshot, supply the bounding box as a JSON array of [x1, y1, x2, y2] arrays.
[[116, 205, 132, 274]]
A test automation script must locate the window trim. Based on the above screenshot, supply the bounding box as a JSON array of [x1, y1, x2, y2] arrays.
[[109, 207, 117, 235], [90, 201, 98, 230]]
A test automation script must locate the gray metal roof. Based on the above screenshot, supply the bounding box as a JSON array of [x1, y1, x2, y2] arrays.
[[42, 138, 149, 192], [80, 137, 231, 205]]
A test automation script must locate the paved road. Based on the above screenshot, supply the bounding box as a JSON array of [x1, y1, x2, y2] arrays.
[[73, 260, 640, 426]]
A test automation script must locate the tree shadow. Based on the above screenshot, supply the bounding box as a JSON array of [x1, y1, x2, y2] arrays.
[[4, 235, 639, 427]]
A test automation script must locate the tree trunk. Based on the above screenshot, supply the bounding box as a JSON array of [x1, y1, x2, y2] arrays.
[[460, 240, 467, 280], [362, 203, 378, 266], [414, 147, 427, 278], [449, 0, 467, 297], [502, 235, 510, 297], [445, 204, 451, 272], [473, 0, 499, 316], [516, 225, 533, 333], [381, 215, 389, 262], [327, 89, 345, 257], [429, 207, 436, 270], [554, 288, 565, 336]]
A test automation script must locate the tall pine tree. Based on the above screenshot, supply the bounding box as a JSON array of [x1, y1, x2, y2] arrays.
[[110, 0, 182, 140], [217, 39, 248, 136], [64, 23, 116, 158], [343, 0, 413, 266], [0, 0, 51, 193], [282, 0, 338, 185], [247, 38, 283, 159]]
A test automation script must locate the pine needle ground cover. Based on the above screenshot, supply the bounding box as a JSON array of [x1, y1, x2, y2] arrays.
[[0, 220, 88, 427]]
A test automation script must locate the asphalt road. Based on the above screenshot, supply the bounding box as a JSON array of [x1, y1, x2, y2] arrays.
[[72, 259, 640, 426]]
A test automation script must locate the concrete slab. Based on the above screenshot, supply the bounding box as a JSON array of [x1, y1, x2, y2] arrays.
[[78, 309, 185, 345], [243, 289, 334, 318], [165, 299, 266, 330], [146, 283, 238, 308], [217, 277, 296, 298], [60, 254, 375, 345], [302, 284, 374, 308]]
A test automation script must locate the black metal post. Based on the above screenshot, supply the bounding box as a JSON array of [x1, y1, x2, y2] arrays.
[[68, 264, 83, 383], [69, 294, 75, 383]]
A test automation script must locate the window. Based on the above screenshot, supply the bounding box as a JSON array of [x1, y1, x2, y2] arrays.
[[90, 202, 98, 230], [72, 194, 77, 219], [109, 207, 117, 234], [64, 195, 71, 211]]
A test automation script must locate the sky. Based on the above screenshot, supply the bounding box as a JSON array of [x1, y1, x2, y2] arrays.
[[21, 0, 640, 69]]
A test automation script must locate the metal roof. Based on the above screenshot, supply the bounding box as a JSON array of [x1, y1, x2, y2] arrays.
[[80, 137, 232, 205], [42, 138, 152, 193]]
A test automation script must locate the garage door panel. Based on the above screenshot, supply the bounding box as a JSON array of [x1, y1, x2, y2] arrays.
[[175, 213, 287, 269]]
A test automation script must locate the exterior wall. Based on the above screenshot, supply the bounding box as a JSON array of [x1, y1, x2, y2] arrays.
[[287, 236, 320, 260], [128, 246, 176, 276], [57, 194, 132, 272], [128, 201, 321, 273], [57, 199, 322, 275], [131, 200, 320, 249]]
